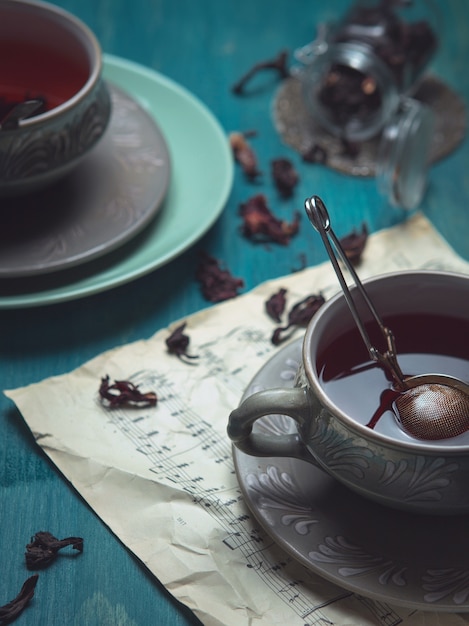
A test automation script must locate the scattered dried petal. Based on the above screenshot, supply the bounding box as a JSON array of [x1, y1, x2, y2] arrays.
[[286, 294, 326, 327], [231, 50, 289, 95], [272, 294, 325, 345], [271, 158, 299, 197], [339, 223, 368, 264], [265, 288, 287, 323], [25, 532, 83, 570], [99, 376, 157, 408], [196, 252, 244, 302], [166, 323, 199, 364], [229, 131, 261, 180], [302, 143, 328, 165], [239, 194, 300, 245], [0, 574, 38, 624]]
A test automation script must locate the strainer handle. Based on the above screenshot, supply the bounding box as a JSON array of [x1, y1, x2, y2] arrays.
[[304, 196, 405, 386]]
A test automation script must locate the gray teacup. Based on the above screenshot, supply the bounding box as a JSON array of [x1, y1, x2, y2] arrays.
[[228, 270, 469, 515]]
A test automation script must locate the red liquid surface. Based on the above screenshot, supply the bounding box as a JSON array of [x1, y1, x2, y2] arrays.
[[0, 40, 89, 112], [316, 313, 469, 445]]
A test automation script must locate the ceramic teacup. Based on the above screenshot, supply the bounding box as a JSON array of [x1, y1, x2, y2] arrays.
[[0, 0, 111, 194], [228, 270, 469, 515]]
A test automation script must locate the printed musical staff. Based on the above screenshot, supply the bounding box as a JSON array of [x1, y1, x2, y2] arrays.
[[99, 327, 403, 626]]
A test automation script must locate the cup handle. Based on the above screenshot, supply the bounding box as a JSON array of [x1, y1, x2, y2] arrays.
[[227, 387, 318, 464]]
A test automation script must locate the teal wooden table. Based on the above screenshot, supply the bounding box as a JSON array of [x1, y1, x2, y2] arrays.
[[1, 0, 469, 623]]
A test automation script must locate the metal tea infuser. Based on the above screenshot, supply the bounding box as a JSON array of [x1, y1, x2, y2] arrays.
[[305, 195, 469, 440]]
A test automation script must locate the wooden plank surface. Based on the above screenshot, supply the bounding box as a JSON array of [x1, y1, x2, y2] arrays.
[[1, 1, 468, 623]]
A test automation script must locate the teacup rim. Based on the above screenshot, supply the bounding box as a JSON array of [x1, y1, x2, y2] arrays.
[[303, 268, 469, 454]]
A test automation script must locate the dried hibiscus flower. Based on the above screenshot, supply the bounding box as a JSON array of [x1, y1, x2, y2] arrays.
[[166, 323, 199, 364], [196, 252, 244, 302], [25, 532, 83, 570], [272, 293, 325, 345], [265, 288, 287, 323], [339, 223, 368, 264], [99, 375, 157, 408], [0, 574, 38, 623], [231, 49, 289, 95], [229, 131, 261, 180], [239, 194, 300, 245], [271, 158, 299, 197]]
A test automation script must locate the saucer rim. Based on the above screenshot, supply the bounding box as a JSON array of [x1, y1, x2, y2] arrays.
[[0, 82, 171, 278]]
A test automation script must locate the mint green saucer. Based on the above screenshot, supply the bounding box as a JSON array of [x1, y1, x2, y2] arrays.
[[0, 54, 233, 308]]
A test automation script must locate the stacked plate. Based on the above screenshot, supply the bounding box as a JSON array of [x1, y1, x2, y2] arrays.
[[0, 55, 233, 308]]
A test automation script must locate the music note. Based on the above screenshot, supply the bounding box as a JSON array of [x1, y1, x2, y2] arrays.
[[246, 560, 263, 571], [222, 533, 241, 550]]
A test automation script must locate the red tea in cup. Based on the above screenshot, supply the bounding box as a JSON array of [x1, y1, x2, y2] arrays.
[[317, 312, 469, 445], [0, 39, 89, 114]]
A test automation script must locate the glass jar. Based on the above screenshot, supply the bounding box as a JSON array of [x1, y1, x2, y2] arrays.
[[295, 0, 438, 209]]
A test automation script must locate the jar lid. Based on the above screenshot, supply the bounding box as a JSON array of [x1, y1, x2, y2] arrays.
[[376, 97, 434, 210]]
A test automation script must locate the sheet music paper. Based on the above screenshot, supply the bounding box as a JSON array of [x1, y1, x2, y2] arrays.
[[6, 213, 469, 626]]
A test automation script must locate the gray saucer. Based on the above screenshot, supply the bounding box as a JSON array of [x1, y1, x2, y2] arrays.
[[0, 83, 170, 277], [234, 337, 469, 612]]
